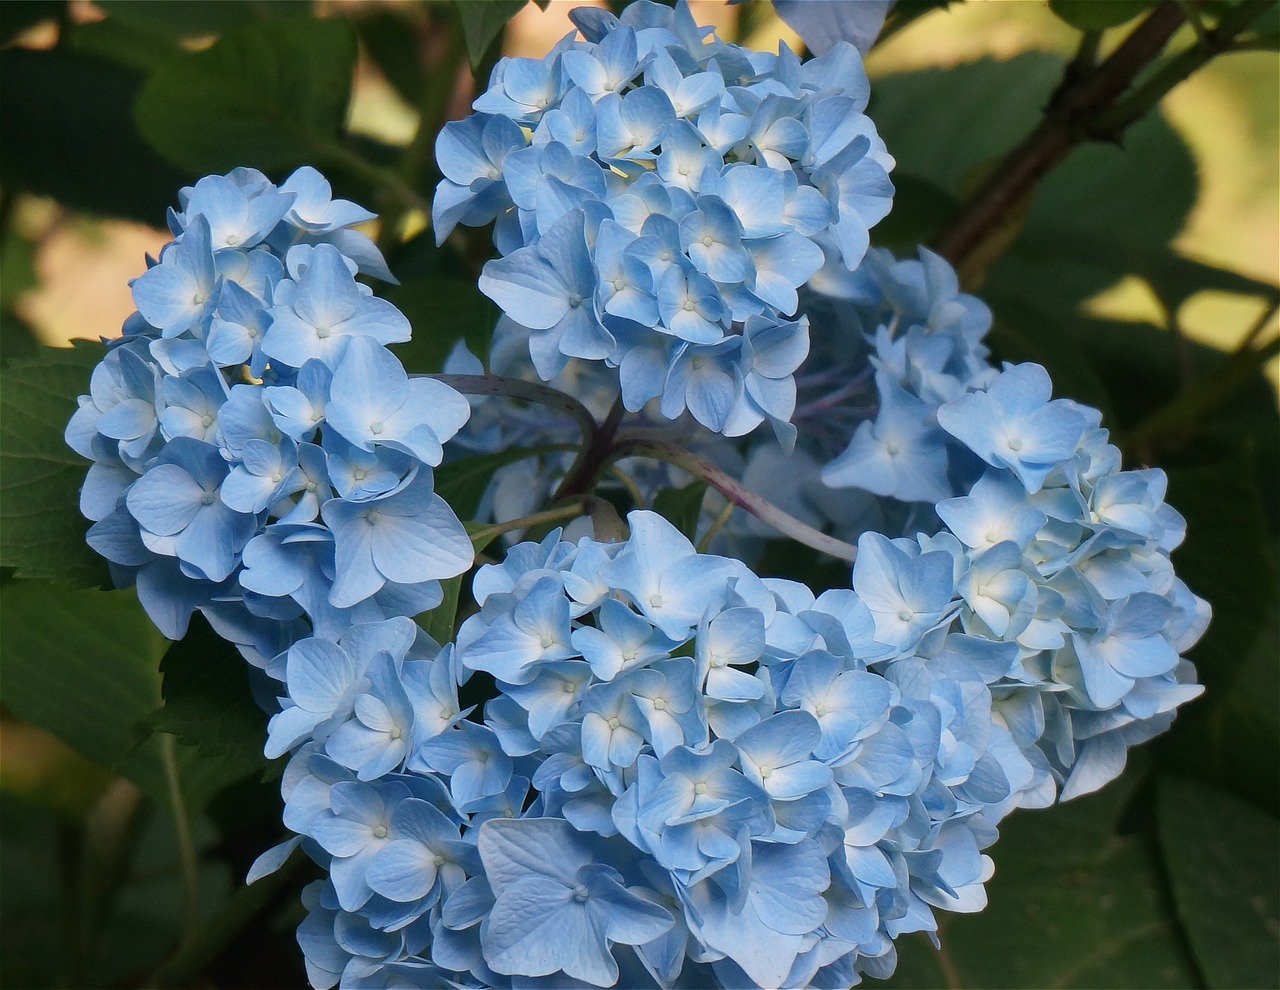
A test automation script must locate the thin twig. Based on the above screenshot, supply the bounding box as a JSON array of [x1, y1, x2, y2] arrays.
[[148, 847, 309, 988], [1093, 0, 1278, 134], [313, 138, 434, 218], [425, 373, 600, 448], [612, 437, 859, 561], [697, 498, 736, 553], [931, 1, 1189, 279], [1236, 297, 1280, 353], [1126, 321, 1280, 459], [466, 500, 589, 547]]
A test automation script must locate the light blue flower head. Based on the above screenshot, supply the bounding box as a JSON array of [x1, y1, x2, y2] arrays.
[[69, 167, 474, 656], [434, 0, 894, 440]]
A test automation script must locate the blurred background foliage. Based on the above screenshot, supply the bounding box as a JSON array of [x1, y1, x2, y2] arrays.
[[0, 1, 1276, 987]]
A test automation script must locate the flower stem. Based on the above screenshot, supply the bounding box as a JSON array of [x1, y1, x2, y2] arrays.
[[160, 734, 200, 950], [1126, 305, 1280, 458], [148, 845, 308, 988], [426, 373, 600, 447], [467, 500, 589, 547], [553, 394, 627, 501], [1092, 0, 1278, 134], [612, 437, 859, 561], [931, 1, 1189, 281], [697, 498, 737, 553]]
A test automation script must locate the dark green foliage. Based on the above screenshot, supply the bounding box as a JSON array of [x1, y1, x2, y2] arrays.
[[0, 342, 110, 588], [387, 274, 501, 373], [1048, 0, 1157, 31], [0, 48, 190, 222], [1159, 777, 1280, 988], [147, 616, 271, 792], [135, 18, 358, 173], [453, 0, 526, 71], [889, 773, 1202, 988], [1, 2, 1276, 986], [0, 581, 170, 804]]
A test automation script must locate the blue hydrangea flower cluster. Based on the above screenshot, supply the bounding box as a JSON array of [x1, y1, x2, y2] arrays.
[[263, 496, 1203, 989], [64, 166, 475, 656], [434, 0, 893, 440]]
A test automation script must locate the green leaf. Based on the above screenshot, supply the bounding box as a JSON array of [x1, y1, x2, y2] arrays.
[[1161, 612, 1280, 818], [887, 776, 1200, 989], [1158, 450, 1279, 815], [422, 574, 466, 645], [1158, 777, 1280, 989], [0, 341, 110, 588], [1017, 226, 1279, 316], [0, 581, 169, 802], [1048, 0, 1155, 31], [0, 313, 40, 366], [453, 0, 525, 72], [0, 580, 248, 816], [988, 108, 1199, 311], [135, 18, 357, 173], [871, 55, 1064, 205], [386, 274, 501, 374], [0, 48, 189, 222], [872, 54, 1198, 304], [67, 17, 186, 75], [652, 481, 708, 541], [146, 616, 269, 791]]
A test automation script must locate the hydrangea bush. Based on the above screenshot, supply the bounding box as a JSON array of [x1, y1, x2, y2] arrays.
[[29, 0, 1274, 987], [52, 5, 1218, 978]]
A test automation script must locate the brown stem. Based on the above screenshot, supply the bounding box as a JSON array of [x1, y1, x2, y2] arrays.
[[553, 395, 627, 500], [611, 437, 860, 561], [424, 373, 600, 447], [930, 1, 1188, 281]]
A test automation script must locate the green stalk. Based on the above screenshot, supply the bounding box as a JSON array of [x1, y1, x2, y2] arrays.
[[160, 734, 201, 951]]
